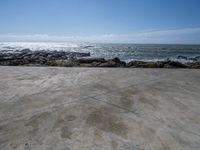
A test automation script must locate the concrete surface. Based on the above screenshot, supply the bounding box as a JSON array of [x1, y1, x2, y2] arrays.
[[0, 66, 200, 150]]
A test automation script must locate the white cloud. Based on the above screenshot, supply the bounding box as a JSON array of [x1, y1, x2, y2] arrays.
[[0, 27, 200, 44]]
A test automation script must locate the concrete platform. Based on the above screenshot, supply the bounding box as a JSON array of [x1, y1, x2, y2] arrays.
[[0, 66, 200, 150]]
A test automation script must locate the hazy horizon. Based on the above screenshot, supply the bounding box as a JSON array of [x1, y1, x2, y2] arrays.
[[0, 0, 200, 44]]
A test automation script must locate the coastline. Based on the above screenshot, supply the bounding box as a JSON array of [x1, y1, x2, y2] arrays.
[[0, 49, 200, 68]]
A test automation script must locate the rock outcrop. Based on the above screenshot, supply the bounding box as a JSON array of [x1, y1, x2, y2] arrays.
[[0, 50, 200, 68]]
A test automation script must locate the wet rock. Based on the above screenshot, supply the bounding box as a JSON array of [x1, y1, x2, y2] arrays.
[[177, 55, 187, 60], [1, 56, 14, 61], [83, 46, 94, 48], [112, 57, 126, 66], [195, 56, 200, 61], [77, 58, 106, 64], [127, 60, 189, 68], [74, 52, 90, 57], [99, 58, 126, 67], [20, 49, 31, 53], [0, 50, 200, 68], [76, 57, 126, 67], [195, 56, 200, 59], [98, 60, 118, 67], [112, 57, 121, 63], [0, 50, 91, 66], [186, 62, 200, 69], [163, 61, 187, 68], [188, 58, 197, 61], [127, 61, 164, 68], [75, 58, 106, 67]]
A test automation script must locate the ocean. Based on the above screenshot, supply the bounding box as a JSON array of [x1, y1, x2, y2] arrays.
[[0, 42, 200, 63]]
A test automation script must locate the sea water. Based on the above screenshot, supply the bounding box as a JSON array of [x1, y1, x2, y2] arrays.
[[0, 42, 200, 63]]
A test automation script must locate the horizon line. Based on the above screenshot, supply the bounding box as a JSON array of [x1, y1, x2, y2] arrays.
[[0, 27, 200, 44]]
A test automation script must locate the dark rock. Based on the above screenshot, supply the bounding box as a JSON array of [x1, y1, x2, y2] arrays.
[[52, 58, 80, 67], [1, 49, 200, 68], [98, 60, 118, 67], [91, 62, 102, 67], [127, 61, 164, 68], [98, 58, 126, 67], [177, 55, 187, 60], [127, 60, 187, 68], [76, 57, 126, 67], [74, 52, 90, 57], [188, 58, 197, 61], [195, 56, 200, 59], [77, 58, 106, 64], [79, 63, 94, 67], [112, 57, 121, 63], [83, 46, 94, 49], [1, 56, 14, 61], [20, 49, 31, 53], [194, 56, 200, 62], [146, 62, 164, 68], [0, 50, 91, 66], [186, 62, 200, 69], [163, 61, 187, 68], [112, 57, 126, 66], [54, 60, 68, 67]]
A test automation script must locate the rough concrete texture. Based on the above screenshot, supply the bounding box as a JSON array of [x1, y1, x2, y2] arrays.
[[0, 66, 200, 150]]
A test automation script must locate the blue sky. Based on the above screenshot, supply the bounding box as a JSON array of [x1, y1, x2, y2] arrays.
[[0, 0, 200, 43]]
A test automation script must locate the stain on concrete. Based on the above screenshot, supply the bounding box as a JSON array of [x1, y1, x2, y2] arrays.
[[158, 137, 171, 150], [118, 94, 134, 109], [94, 129, 103, 139], [111, 140, 118, 150], [105, 87, 138, 110], [0, 124, 10, 133], [64, 115, 76, 122], [171, 133, 192, 147], [9, 143, 18, 149], [24, 142, 31, 150], [86, 107, 128, 138], [25, 111, 51, 136], [60, 126, 72, 139], [92, 80, 117, 92], [52, 114, 76, 132], [139, 96, 159, 109]]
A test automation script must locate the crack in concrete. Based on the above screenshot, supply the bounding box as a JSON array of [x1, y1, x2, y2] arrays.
[[91, 97, 138, 115]]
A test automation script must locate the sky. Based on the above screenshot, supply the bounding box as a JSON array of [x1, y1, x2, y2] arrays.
[[0, 0, 200, 43]]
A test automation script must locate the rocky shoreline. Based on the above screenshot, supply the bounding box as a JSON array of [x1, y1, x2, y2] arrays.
[[0, 49, 200, 68]]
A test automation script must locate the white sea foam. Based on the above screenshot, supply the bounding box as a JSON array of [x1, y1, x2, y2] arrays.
[[0, 42, 80, 52]]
